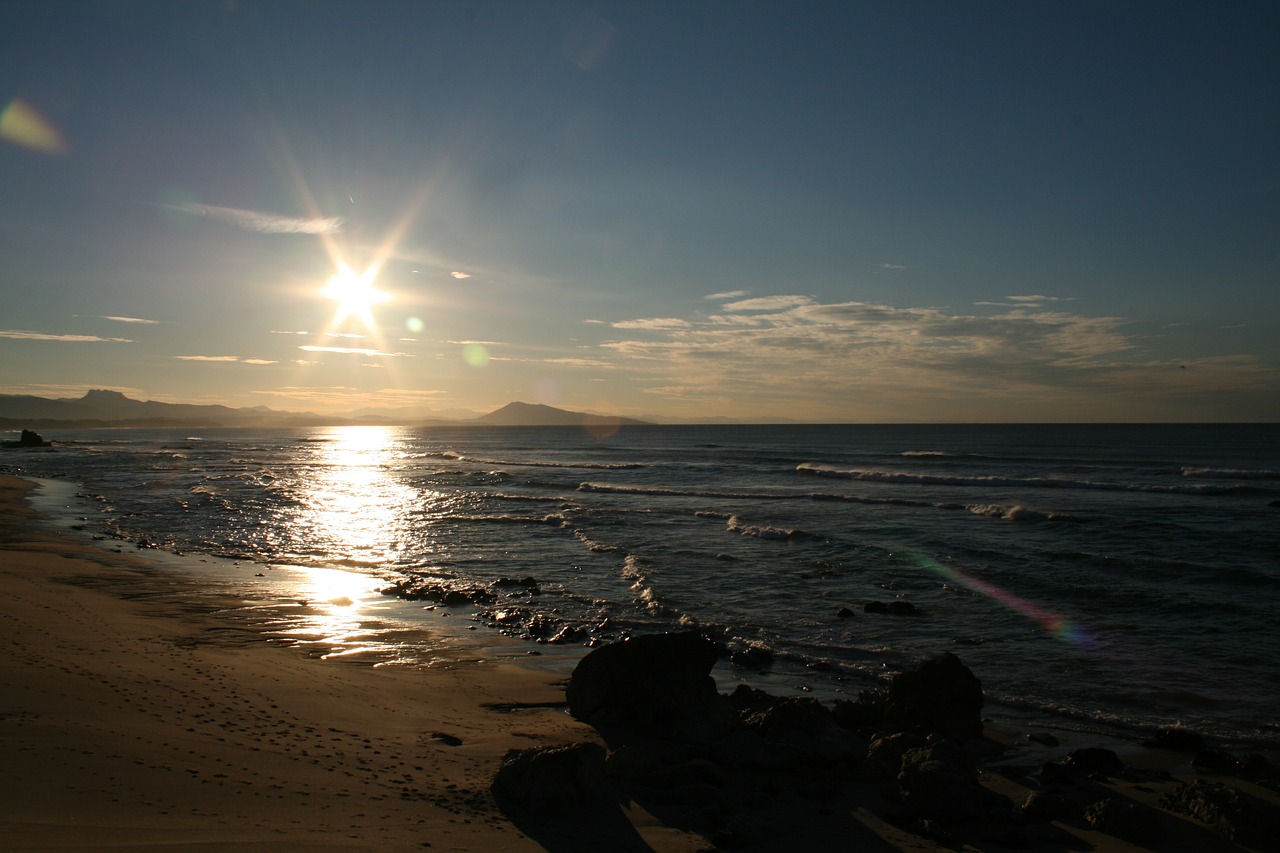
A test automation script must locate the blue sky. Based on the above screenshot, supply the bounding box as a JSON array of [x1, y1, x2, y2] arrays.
[[2, 0, 1277, 422]]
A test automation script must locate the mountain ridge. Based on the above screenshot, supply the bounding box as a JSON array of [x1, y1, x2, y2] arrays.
[[0, 390, 652, 430]]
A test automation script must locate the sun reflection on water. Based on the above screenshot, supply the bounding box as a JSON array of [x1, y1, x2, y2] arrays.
[[266, 425, 427, 660], [296, 425, 419, 567]]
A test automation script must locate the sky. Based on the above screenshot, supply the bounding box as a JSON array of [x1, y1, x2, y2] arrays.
[[2, 0, 1277, 423]]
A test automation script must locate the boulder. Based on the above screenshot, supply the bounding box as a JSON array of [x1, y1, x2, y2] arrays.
[[864, 600, 918, 616], [490, 742, 612, 815], [1084, 798, 1156, 844], [884, 652, 984, 742], [1142, 727, 1206, 752], [565, 632, 734, 741], [897, 742, 1011, 823], [863, 731, 928, 784], [2, 429, 51, 448], [1063, 747, 1124, 778], [1160, 779, 1280, 849], [713, 696, 864, 770]]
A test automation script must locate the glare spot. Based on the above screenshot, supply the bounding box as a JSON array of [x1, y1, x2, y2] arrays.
[[406, 316, 425, 334], [535, 378, 561, 405], [0, 99, 68, 155], [322, 264, 390, 328], [463, 343, 490, 368]]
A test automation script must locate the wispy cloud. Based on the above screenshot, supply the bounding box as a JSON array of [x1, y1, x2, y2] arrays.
[[102, 315, 161, 325], [879, 262, 905, 270], [706, 290, 749, 300], [298, 345, 413, 357], [170, 203, 344, 235], [174, 355, 278, 364], [451, 271, 471, 279], [0, 330, 132, 343], [590, 293, 1279, 419], [976, 294, 1074, 308], [612, 318, 693, 330], [543, 356, 616, 369], [722, 295, 813, 312]]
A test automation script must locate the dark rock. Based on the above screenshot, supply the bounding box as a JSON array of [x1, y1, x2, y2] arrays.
[[1194, 748, 1244, 776], [836, 606, 855, 618], [381, 578, 494, 606], [1063, 747, 1124, 778], [1240, 752, 1279, 783], [1022, 789, 1081, 822], [1160, 779, 1280, 848], [897, 742, 1011, 823], [864, 599, 918, 616], [565, 632, 734, 742], [725, 683, 778, 716], [1142, 727, 1206, 752], [492, 575, 540, 589], [3, 429, 52, 448], [863, 732, 928, 784], [1038, 760, 1074, 787], [729, 645, 773, 668], [1084, 798, 1155, 843], [884, 652, 984, 742], [831, 690, 887, 734], [717, 696, 864, 769], [490, 742, 612, 815], [1026, 731, 1060, 747], [548, 624, 585, 645]]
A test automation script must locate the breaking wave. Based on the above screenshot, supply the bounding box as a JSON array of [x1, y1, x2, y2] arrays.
[[797, 463, 1266, 495]]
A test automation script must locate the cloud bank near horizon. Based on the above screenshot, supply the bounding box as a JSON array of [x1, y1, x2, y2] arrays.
[[594, 295, 1276, 418]]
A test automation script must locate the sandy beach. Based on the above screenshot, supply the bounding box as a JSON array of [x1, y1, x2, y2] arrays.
[[2, 473, 1275, 852], [0, 475, 697, 851]]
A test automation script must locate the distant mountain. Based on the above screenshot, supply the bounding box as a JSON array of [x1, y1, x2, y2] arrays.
[[475, 401, 652, 427], [0, 389, 335, 429], [0, 391, 652, 431]]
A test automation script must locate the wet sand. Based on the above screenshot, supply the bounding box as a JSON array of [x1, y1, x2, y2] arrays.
[[1, 474, 1272, 851]]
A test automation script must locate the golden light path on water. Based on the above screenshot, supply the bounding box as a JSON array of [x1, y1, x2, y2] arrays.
[[264, 426, 435, 663]]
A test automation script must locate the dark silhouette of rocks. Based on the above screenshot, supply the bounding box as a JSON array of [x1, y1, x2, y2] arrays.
[[492, 635, 1277, 849], [1161, 779, 1280, 849], [565, 632, 734, 743], [2, 429, 51, 448], [864, 600, 919, 616], [883, 651, 984, 743]]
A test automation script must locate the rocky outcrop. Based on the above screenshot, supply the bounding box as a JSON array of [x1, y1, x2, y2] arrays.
[[1161, 779, 1280, 849], [566, 631, 734, 742], [2, 429, 52, 448], [491, 742, 612, 815], [883, 651, 984, 742], [897, 739, 1011, 823]]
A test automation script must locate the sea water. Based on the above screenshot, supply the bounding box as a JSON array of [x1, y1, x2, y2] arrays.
[[5, 422, 1278, 750]]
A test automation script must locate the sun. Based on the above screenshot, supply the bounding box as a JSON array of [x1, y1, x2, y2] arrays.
[[321, 264, 391, 328]]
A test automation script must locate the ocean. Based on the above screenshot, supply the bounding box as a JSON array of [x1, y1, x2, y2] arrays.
[[5, 422, 1278, 752]]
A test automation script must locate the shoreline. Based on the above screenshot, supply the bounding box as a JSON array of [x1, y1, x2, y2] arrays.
[[0, 475, 667, 851], [3, 474, 1274, 851]]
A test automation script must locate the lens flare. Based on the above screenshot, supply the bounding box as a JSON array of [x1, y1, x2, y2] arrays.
[[463, 343, 490, 368], [903, 549, 1095, 647], [0, 99, 68, 155]]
